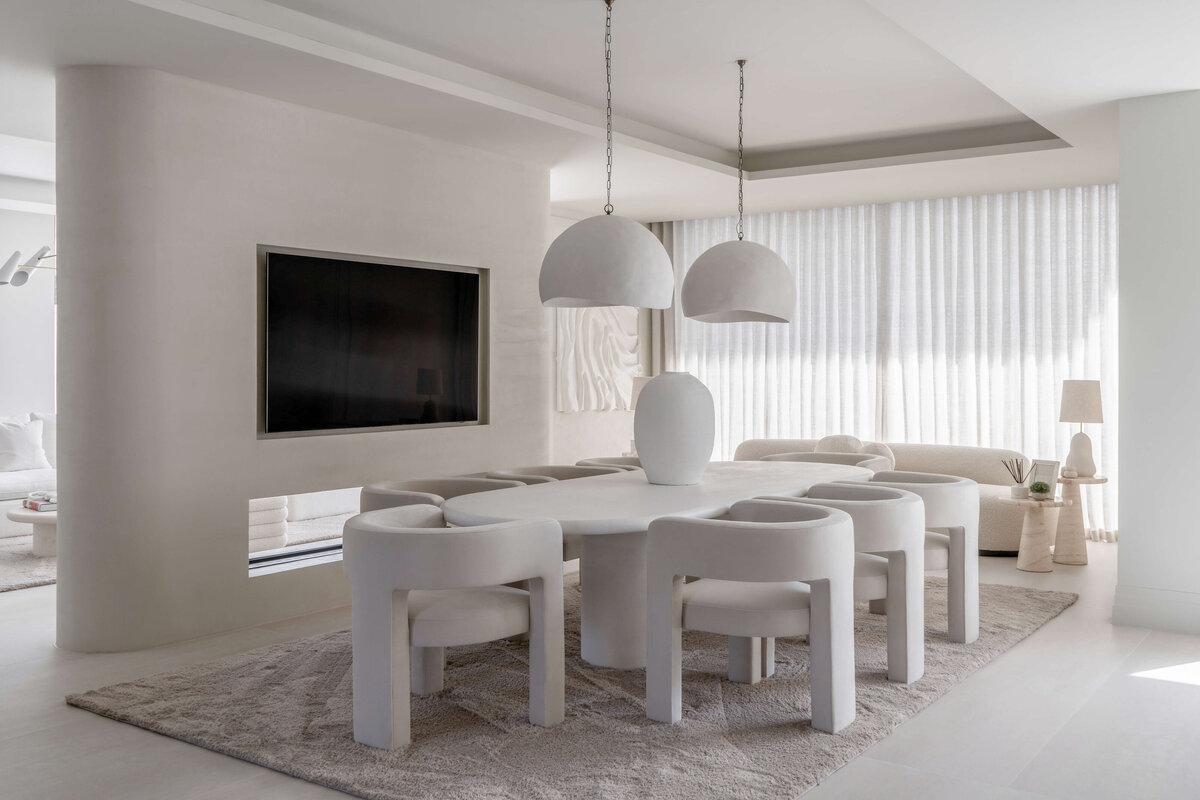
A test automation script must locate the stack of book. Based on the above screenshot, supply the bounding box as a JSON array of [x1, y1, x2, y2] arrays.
[[23, 497, 57, 512]]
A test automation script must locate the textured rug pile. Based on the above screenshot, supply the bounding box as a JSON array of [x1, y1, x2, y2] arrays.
[[68, 575, 1076, 799], [0, 535, 55, 592]]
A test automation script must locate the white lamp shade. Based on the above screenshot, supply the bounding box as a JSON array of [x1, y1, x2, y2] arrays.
[[20, 246, 51, 268], [0, 251, 20, 284], [540, 214, 674, 309], [681, 240, 796, 323], [1059, 379, 1103, 423]]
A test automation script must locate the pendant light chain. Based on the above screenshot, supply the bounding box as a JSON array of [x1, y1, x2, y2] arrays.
[[736, 59, 745, 241], [604, 0, 614, 215]]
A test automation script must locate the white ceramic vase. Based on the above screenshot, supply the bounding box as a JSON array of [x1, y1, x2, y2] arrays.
[[1010, 485, 1030, 499], [634, 372, 715, 486]]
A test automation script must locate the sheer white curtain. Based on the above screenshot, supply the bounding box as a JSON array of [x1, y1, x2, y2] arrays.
[[667, 185, 1118, 540]]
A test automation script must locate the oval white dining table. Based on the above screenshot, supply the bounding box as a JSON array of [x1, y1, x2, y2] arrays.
[[442, 460, 871, 669]]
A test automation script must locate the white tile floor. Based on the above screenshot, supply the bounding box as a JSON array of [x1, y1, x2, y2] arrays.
[[2, 543, 1197, 799]]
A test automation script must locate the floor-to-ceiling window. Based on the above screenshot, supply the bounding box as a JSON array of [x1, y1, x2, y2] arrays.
[[666, 184, 1118, 539]]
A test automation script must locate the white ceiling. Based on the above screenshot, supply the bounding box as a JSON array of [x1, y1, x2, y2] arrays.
[[0, 0, 1198, 221]]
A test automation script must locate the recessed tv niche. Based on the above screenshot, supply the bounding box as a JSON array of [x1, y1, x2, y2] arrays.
[[262, 248, 486, 435]]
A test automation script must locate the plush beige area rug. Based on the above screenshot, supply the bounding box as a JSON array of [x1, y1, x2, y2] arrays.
[[0, 535, 55, 592], [68, 575, 1075, 799]]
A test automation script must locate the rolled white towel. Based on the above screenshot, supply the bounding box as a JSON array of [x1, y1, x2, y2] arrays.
[[249, 533, 288, 553], [249, 496, 288, 513], [248, 520, 288, 541], [248, 507, 288, 526]]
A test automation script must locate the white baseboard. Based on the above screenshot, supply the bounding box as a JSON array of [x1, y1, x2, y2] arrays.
[[1112, 583, 1200, 635]]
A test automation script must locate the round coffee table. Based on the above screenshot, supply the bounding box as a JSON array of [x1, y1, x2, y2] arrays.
[[1055, 476, 1106, 565], [5, 508, 57, 556], [998, 496, 1071, 573]]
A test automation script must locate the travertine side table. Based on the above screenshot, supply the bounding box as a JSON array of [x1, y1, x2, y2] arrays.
[[1055, 476, 1106, 565], [998, 497, 1071, 573]]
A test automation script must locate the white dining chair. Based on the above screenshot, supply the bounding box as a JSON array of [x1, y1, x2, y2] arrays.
[[485, 465, 625, 560], [645, 500, 856, 733], [576, 456, 642, 471], [761, 451, 892, 473], [856, 471, 980, 644], [343, 504, 565, 749], [486, 464, 626, 483], [359, 477, 523, 512], [755, 483, 926, 684]]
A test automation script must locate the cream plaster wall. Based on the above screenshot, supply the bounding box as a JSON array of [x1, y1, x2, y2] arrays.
[[55, 67, 551, 651], [1113, 89, 1200, 633]]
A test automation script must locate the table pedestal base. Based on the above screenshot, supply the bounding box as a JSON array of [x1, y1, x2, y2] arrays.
[[31, 522, 56, 557], [1017, 507, 1054, 573], [1054, 482, 1089, 565], [579, 530, 647, 669]]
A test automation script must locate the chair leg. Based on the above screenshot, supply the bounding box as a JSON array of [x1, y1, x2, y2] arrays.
[[885, 549, 924, 683], [947, 524, 979, 644], [352, 587, 411, 749], [527, 576, 565, 728], [868, 599, 887, 615], [410, 646, 445, 696], [646, 574, 684, 723], [728, 636, 763, 684], [807, 577, 856, 733], [762, 636, 775, 679]]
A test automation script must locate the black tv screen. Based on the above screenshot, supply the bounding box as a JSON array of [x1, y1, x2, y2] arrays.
[[264, 251, 481, 434]]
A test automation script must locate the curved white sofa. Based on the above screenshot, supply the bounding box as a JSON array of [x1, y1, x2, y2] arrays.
[[735, 438, 1030, 554], [0, 412, 56, 539]]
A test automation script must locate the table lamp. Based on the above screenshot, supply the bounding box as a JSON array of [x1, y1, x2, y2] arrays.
[[1059, 379, 1102, 477]]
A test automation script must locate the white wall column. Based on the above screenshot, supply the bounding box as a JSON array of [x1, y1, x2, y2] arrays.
[[1113, 89, 1200, 632]]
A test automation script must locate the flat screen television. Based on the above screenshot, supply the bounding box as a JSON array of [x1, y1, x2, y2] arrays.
[[262, 249, 484, 435]]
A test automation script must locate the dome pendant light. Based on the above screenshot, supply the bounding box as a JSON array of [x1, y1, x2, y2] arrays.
[[681, 60, 795, 323], [539, 0, 673, 309]]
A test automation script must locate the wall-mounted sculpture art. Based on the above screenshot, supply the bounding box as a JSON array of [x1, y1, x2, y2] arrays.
[[555, 307, 639, 412]]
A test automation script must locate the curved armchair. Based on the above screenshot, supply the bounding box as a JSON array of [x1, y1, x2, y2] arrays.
[[486, 465, 625, 484], [343, 505, 564, 749], [359, 477, 522, 512], [576, 456, 642, 471], [758, 483, 926, 683], [646, 500, 856, 733], [858, 470, 980, 644], [761, 451, 891, 473]]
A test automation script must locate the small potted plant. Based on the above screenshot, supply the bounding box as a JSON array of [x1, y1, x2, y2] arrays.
[[1003, 458, 1031, 499], [1029, 481, 1053, 501]]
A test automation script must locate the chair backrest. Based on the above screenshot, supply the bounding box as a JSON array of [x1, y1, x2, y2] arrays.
[[343, 504, 563, 589], [648, 500, 853, 585], [360, 477, 523, 512], [733, 438, 819, 461], [576, 456, 642, 471], [757, 483, 925, 554], [761, 451, 890, 472], [860, 470, 979, 530], [488, 465, 625, 483]]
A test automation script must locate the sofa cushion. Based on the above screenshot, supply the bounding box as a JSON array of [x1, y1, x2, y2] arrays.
[[861, 442, 896, 469], [0, 467, 56, 501], [886, 443, 1025, 486], [0, 419, 52, 472], [815, 434, 864, 454], [31, 412, 56, 468]]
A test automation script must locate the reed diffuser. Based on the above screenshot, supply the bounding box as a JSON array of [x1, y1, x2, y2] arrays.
[[1003, 458, 1032, 499]]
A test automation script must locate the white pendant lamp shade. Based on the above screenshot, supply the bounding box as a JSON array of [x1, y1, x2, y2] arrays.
[[682, 59, 793, 324], [681, 240, 796, 322], [540, 214, 674, 308]]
